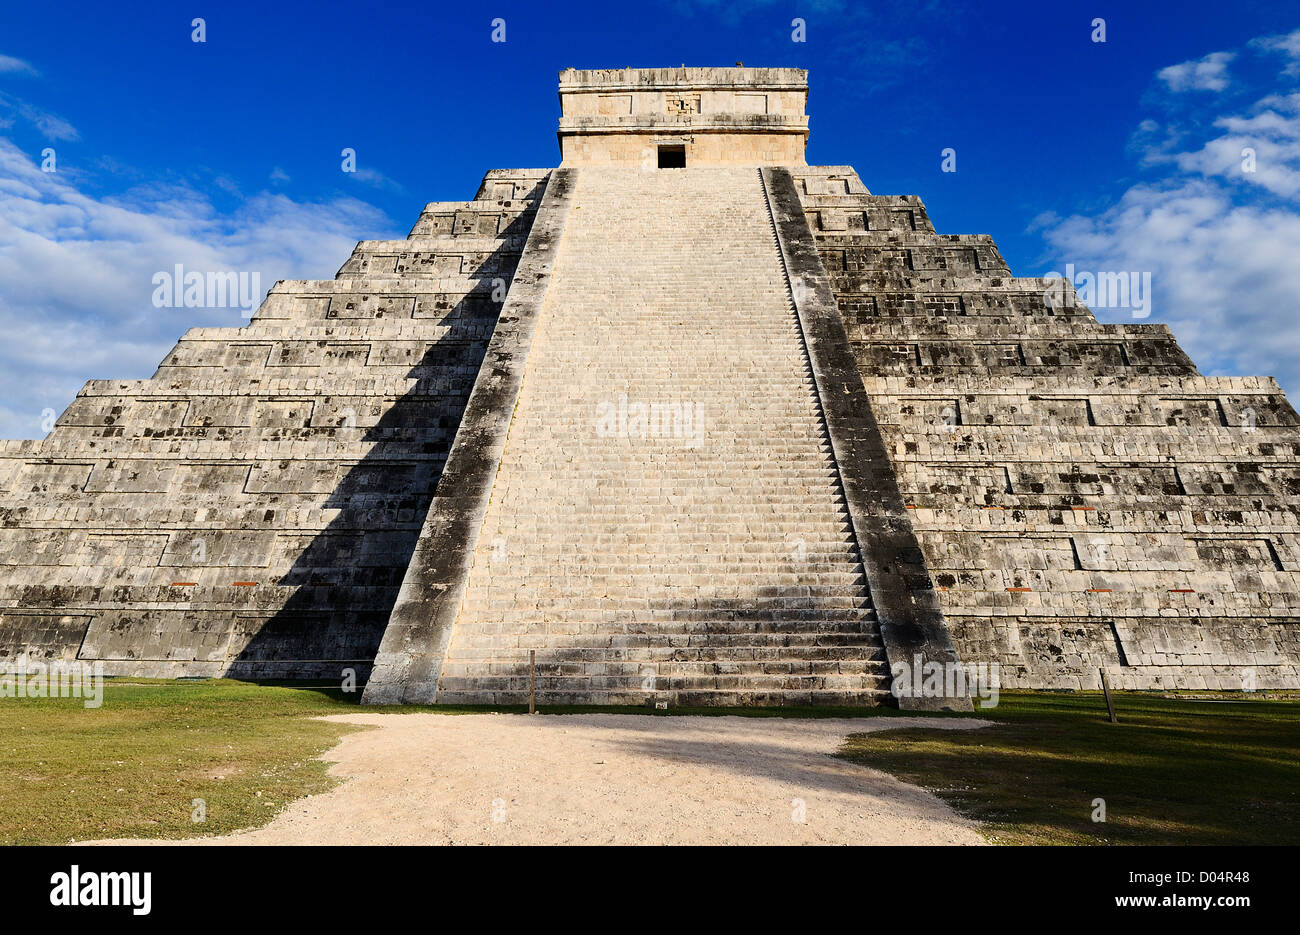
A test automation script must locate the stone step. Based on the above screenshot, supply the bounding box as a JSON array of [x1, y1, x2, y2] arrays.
[[434, 688, 893, 707], [436, 166, 887, 705], [439, 674, 890, 692]]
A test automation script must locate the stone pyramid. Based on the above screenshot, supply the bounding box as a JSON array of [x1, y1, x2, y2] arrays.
[[3, 67, 1296, 708]]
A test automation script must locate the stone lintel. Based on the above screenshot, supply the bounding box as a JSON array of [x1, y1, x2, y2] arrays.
[[559, 66, 808, 90]]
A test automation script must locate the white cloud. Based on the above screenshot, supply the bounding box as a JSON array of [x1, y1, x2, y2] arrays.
[[351, 166, 403, 192], [0, 92, 78, 141], [1039, 38, 1300, 396], [1158, 51, 1235, 92], [1142, 93, 1300, 199], [0, 54, 36, 76], [1040, 179, 1300, 387], [1252, 28, 1300, 76], [0, 139, 398, 438]]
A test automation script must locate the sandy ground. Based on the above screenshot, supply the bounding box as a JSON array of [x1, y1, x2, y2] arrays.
[[94, 713, 991, 846]]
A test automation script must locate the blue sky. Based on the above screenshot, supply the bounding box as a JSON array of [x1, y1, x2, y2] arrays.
[[1, 0, 1299, 437]]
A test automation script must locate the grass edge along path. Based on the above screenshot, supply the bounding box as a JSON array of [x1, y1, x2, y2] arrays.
[[836, 691, 1300, 845], [1, 680, 370, 844], [8, 680, 1294, 846], [1, 677, 935, 845]]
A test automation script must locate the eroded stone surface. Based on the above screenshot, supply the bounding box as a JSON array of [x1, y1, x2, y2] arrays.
[[0, 171, 551, 680], [3, 66, 1297, 698], [790, 165, 1300, 690]]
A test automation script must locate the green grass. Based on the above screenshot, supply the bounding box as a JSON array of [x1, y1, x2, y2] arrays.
[[6, 681, 1295, 845], [0, 678, 916, 844], [837, 691, 1300, 845], [0, 679, 368, 844]]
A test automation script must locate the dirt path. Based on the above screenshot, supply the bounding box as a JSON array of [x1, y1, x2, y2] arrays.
[[95, 713, 990, 845]]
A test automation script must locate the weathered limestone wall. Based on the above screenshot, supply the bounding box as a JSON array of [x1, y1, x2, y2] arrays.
[[792, 165, 1300, 691], [0, 170, 551, 679]]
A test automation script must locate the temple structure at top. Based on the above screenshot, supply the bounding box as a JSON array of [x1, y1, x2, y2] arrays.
[[557, 66, 809, 167]]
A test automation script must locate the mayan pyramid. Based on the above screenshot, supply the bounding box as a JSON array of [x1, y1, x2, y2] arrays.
[[2, 67, 1297, 707]]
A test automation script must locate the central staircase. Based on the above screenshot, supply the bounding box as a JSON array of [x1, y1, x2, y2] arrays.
[[436, 167, 889, 705]]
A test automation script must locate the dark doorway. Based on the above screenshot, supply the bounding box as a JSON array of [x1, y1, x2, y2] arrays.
[[657, 145, 686, 168]]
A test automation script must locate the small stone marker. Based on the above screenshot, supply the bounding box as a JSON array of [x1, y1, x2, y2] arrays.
[[1099, 668, 1118, 724]]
